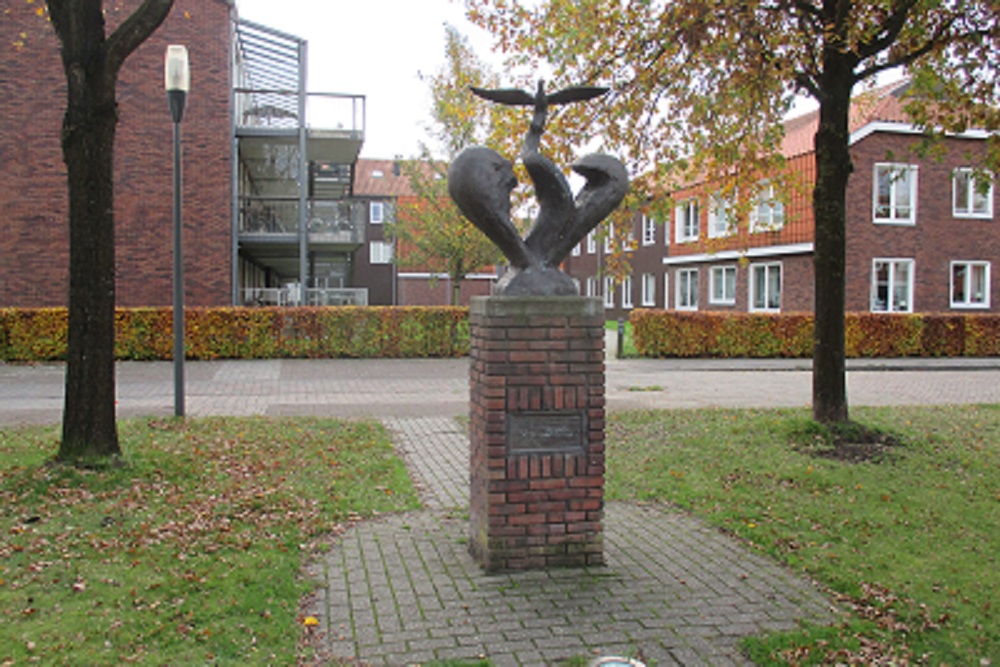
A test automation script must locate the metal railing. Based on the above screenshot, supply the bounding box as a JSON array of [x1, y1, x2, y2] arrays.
[[241, 287, 368, 307], [238, 197, 365, 244], [235, 89, 365, 135]]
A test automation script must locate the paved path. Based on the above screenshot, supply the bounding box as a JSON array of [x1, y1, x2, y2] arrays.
[[2, 356, 999, 425], [304, 417, 836, 666]]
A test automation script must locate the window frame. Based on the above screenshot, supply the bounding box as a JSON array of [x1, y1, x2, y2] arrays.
[[642, 214, 656, 246], [749, 261, 782, 312], [950, 261, 991, 309], [707, 191, 734, 239], [370, 201, 385, 225], [675, 268, 699, 311], [953, 168, 994, 219], [870, 258, 915, 313], [675, 199, 699, 243], [622, 274, 634, 309], [586, 231, 597, 254], [603, 276, 615, 308], [641, 273, 656, 307], [749, 182, 785, 233], [709, 265, 737, 306], [873, 163, 918, 225], [369, 240, 393, 264]]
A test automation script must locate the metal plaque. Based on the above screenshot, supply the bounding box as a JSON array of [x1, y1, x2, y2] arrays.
[[507, 411, 586, 454]]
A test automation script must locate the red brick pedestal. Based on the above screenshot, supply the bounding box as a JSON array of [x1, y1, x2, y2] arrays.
[[469, 296, 605, 572]]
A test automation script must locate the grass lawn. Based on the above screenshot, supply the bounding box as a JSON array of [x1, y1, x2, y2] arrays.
[[2, 405, 996, 665], [607, 404, 999, 665], [0, 417, 419, 666]]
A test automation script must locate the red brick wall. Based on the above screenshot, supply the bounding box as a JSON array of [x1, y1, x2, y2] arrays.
[[397, 274, 495, 306], [846, 132, 997, 313], [0, 0, 233, 307], [468, 297, 605, 571]]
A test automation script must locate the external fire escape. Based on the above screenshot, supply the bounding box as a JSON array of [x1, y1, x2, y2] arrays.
[[233, 19, 367, 305]]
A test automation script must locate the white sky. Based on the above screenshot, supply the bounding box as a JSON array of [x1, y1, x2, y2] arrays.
[[234, 0, 497, 160]]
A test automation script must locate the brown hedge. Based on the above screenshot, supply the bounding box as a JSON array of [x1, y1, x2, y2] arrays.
[[631, 309, 1000, 358], [0, 307, 469, 362]]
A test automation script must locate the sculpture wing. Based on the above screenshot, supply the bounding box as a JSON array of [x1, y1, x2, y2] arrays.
[[546, 86, 609, 106], [469, 86, 536, 106]]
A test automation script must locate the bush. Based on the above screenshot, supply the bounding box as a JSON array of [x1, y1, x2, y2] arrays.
[[632, 309, 1000, 358], [0, 306, 470, 362]]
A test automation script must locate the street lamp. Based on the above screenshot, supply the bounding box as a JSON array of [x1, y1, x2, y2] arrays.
[[165, 45, 189, 417]]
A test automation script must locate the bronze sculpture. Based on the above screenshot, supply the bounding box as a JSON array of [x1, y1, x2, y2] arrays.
[[448, 81, 629, 296]]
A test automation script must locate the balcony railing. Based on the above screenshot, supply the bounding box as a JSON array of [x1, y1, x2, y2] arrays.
[[241, 287, 368, 307], [239, 197, 365, 244], [235, 89, 365, 135]]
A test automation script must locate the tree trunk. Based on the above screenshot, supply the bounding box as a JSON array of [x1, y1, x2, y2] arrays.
[[58, 35, 121, 461], [49, 0, 175, 463], [811, 54, 855, 425]]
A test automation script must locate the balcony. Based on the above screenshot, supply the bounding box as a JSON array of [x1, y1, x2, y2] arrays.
[[238, 197, 365, 247]]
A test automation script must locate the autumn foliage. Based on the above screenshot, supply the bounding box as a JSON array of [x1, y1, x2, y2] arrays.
[[0, 307, 470, 361], [631, 310, 1000, 359]]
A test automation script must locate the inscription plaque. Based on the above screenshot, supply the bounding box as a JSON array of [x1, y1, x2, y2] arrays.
[[506, 411, 586, 454]]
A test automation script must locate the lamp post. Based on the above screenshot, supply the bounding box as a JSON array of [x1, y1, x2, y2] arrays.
[[165, 45, 189, 417]]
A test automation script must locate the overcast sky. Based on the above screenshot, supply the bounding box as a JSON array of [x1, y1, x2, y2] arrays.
[[235, 0, 497, 160]]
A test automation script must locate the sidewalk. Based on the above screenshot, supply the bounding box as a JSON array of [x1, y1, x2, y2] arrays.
[[2, 355, 999, 426], [303, 417, 837, 666]]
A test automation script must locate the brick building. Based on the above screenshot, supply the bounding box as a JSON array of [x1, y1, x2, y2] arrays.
[[564, 80, 997, 319], [351, 157, 498, 306], [1, 1, 367, 308]]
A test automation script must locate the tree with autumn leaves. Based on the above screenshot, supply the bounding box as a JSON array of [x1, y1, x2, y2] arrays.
[[390, 26, 507, 306], [43, 0, 175, 463], [467, 0, 999, 424]]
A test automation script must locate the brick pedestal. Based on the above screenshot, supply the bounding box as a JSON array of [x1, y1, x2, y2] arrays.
[[469, 296, 605, 572]]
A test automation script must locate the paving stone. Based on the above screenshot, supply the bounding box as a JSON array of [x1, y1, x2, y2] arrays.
[[302, 417, 840, 665]]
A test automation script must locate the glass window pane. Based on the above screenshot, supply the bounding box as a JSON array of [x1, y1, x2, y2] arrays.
[[955, 172, 971, 213], [953, 264, 967, 302], [972, 265, 987, 304], [768, 266, 781, 309]]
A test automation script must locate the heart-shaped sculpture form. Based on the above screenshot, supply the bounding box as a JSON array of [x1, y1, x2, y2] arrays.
[[448, 81, 629, 296]]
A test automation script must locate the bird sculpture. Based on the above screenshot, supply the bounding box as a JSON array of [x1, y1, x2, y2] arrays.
[[448, 80, 628, 296]]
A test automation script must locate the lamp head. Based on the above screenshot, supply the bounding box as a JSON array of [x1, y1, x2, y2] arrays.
[[164, 45, 190, 93], [165, 45, 189, 123]]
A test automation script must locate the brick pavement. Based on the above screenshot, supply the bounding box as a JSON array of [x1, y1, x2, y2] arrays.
[[304, 417, 837, 666]]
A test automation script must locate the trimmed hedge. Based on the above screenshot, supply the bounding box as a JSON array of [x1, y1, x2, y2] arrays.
[[0, 307, 470, 362], [631, 309, 1000, 358]]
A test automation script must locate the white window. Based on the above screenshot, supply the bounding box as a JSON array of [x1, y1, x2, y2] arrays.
[[370, 201, 385, 224], [585, 276, 597, 297], [953, 169, 994, 219], [641, 273, 656, 306], [749, 262, 782, 312], [873, 163, 917, 225], [871, 258, 914, 312], [709, 266, 737, 305], [369, 240, 393, 264], [642, 214, 656, 245], [951, 261, 991, 308], [621, 275, 634, 309], [663, 273, 670, 308], [603, 276, 615, 308], [571, 242, 581, 257], [676, 268, 698, 310], [675, 199, 699, 243], [749, 182, 785, 232], [604, 223, 614, 253], [707, 192, 734, 238], [587, 231, 597, 254]]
